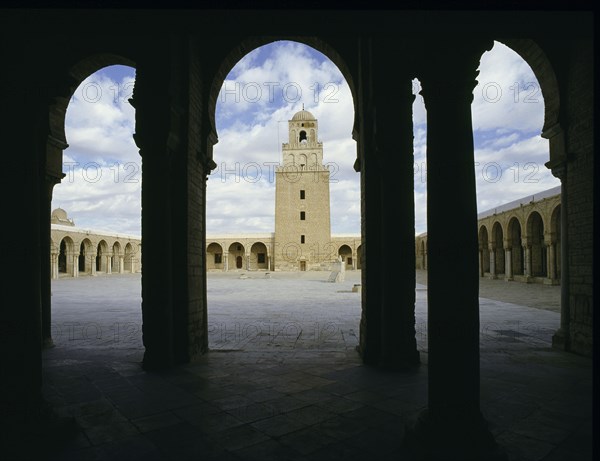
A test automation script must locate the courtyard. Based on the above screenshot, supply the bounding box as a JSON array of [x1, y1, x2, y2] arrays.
[[27, 270, 592, 461]]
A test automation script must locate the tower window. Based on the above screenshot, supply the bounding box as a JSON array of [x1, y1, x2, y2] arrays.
[[300, 190, 305, 199], [301, 235, 305, 244], [299, 130, 307, 142], [300, 211, 305, 220]]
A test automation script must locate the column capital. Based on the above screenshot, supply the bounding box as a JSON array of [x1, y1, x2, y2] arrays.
[[548, 161, 567, 181], [542, 122, 569, 180], [417, 39, 494, 106], [130, 66, 171, 159]]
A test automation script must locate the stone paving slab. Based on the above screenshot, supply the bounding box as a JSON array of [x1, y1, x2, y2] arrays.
[[17, 271, 591, 461]]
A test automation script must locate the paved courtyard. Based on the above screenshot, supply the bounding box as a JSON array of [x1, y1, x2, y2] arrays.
[[14, 270, 591, 461]]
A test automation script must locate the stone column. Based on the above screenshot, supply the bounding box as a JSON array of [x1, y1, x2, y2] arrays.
[[4, 66, 44, 430], [51, 252, 59, 280], [119, 255, 124, 273], [224, 252, 229, 272], [91, 257, 97, 276], [505, 245, 513, 281], [132, 51, 175, 370], [488, 245, 496, 279], [550, 165, 570, 350], [356, 38, 385, 366], [107, 255, 112, 275], [375, 39, 420, 369], [478, 249, 484, 277], [73, 255, 79, 278], [403, 39, 502, 460], [524, 242, 532, 279], [42, 169, 63, 348], [547, 236, 556, 281]]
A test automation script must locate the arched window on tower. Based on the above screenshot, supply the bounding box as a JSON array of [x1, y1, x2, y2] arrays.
[[299, 130, 307, 143]]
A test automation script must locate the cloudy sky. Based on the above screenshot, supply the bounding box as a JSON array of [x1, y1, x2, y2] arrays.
[[51, 40, 560, 237]]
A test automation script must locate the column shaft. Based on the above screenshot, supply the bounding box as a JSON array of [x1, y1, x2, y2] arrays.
[[548, 242, 556, 280], [357, 38, 383, 365], [505, 248, 513, 280], [133, 54, 175, 370], [525, 245, 532, 278], [489, 247, 496, 279], [552, 174, 570, 349], [377, 70, 419, 368], [424, 81, 480, 414], [403, 39, 503, 461]]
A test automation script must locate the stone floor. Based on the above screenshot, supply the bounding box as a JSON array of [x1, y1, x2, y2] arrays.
[[8, 270, 593, 460]]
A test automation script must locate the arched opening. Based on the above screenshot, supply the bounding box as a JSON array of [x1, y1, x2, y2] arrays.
[[206, 242, 224, 271], [527, 211, 546, 277], [508, 217, 525, 276], [228, 242, 245, 271], [124, 243, 135, 273], [79, 239, 92, 274], [492, 222, 505, 276], [58, 238, 70, 274], [479, 226, 490, 276], [250, 242, 268, 270], [96, 240, 109, 273], [112, 241, 122, 273], [338, 244, 353, 270], [47, 59, 140, 365], [207, 39, 358, 353]]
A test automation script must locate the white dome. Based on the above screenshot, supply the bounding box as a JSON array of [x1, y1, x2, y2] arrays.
[[291, 109, 316, 121]]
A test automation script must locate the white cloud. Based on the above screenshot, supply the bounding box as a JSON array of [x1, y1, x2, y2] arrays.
[[52, 66, 140, 235], [52, 42, 558, 241], [412, 41, 557, 235], [210, 41, 358, 235], [472, 41, 545, 133]]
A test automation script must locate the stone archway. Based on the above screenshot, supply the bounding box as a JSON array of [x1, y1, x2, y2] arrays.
[[508, 217, 524, 277], [492, 222, 505, 277], [250, 242, 268, 270], [527, 211, 546, 278], [338, 244, 353, 270], [207, 242, 224, 271], [478, 226, 490, 276]]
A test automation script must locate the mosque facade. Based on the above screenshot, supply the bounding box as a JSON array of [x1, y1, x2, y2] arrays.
[[50, 208, 142, 278], [417, 185, 561, 285]]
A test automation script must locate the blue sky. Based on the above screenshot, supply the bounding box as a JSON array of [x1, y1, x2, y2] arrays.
[[51, 40, 560, 237]]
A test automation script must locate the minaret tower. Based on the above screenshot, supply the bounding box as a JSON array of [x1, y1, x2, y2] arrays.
[[274, 108, 332, 271]]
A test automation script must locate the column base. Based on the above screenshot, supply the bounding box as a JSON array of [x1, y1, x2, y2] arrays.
[[552, 327, 570, 351], [402, 408, 507, 461], [142, 348, 173, 371], [381, 349, 421, 370]]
